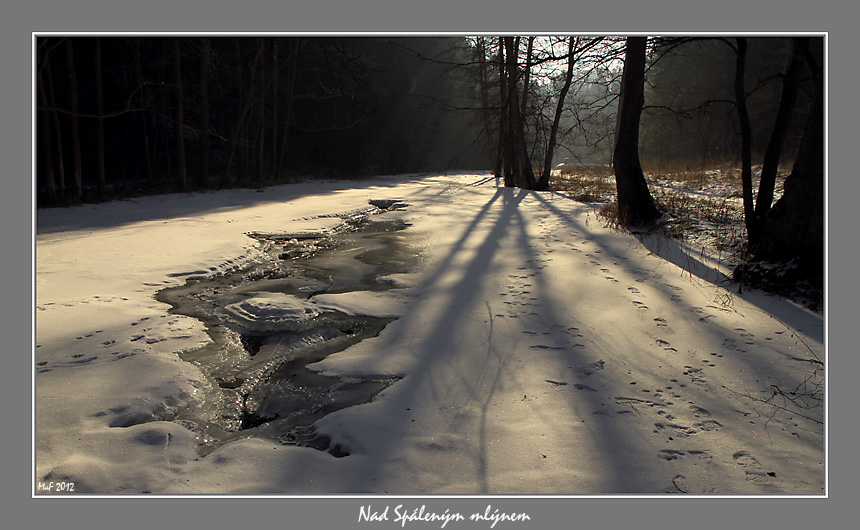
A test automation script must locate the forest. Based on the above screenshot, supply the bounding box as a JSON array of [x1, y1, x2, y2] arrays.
[[35, 34, 824, 298]]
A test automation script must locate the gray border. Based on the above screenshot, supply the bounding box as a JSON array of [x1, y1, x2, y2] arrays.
[[11, 1, 850, 528]]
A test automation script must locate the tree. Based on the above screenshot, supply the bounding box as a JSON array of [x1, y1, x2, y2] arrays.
[[535, 36, 605, 190], [499, 37, 536, 189], [198, 37, 212, 188], [734, 37, 755, 239], [95, 37, 107, 198], [221, 40, 264, 188], [748, 37, 807, 246], [44, 43, 67, 202], [743, 43, 823, 282], [173, 38, 188, 190], [536, 37, 576, 191], [475, 37, 501, 178], [36, 42, 58, 204], [65, 38, 83, 202], [612, 37, 661, 227]]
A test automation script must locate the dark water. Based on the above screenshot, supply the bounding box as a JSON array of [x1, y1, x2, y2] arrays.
[[156, 206, 420, 457]]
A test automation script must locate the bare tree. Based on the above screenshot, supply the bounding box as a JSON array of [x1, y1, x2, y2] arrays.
[[744, 42, 823, 281], [173, 39, 188, 190], [198, 37, 211, 188], [612, 37, 661, 226], [749, 38, 807, 246], [37, 52, 57, 204], [500, 36, 536, 189], [95, 38, 107, 198], [734, 37, 755, 238], [65, 38, 83, 201], [221, 40, 264, 188]]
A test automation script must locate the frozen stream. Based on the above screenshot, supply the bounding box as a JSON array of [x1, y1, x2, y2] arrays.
[[155, 201, 420, 456]]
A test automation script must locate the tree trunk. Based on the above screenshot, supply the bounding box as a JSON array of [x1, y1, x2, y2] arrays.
[[271, 38, 279, 181], [751, 53, 823, 277], [476, 37, 501, 178], [537, 37, 576, 191], [257, 38, 266, 184], [45, 54, 66, 201], [95, 38, 106, 198], [498, 38, 513, 185], [156, 40, 172, 184], [65, 38, 83, 201], [173, 38, 187, 191], [198, 37, 211, 188], [222, 41, 263, 187], [277, 39, 301, 178], [613, 37, 660, 227], [502, 36, 535, 189], [37, 60, 57, 204], [734, 37, 754, 238], [520, 36, 534, 116], [133, 39, 153, 185], [749, 37, 807, 245]]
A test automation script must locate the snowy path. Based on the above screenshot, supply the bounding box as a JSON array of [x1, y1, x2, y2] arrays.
[[35, 173, 824, 495]]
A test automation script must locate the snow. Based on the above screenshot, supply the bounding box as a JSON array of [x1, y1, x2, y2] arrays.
[[35, 173, 824, 496]]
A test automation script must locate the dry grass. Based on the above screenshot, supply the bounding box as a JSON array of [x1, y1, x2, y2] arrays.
[[552, 161, 750, 265], [641, 161, 744, 189], [552, 165, 615, 203], [596, 202, 621, 230]]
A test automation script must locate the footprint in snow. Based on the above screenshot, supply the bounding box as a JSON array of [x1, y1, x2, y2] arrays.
[[732, 451, 774, 483]]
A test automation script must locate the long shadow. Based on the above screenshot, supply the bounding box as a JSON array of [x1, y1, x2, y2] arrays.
[[532, 191, 822, 342], [319, 187, 526, 493], [506, 190, 669, 492], [525, 191, 824, 491], [321, 185, 661, 493], [639, 232, 823, 337]]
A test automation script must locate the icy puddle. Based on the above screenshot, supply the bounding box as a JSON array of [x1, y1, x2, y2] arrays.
[[156, 203, 420, 457]]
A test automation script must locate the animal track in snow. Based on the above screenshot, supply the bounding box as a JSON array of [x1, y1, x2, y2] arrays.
[[721, 338, 747, 353], [575, 359, 606, 377], [682, 366, 707, 385]]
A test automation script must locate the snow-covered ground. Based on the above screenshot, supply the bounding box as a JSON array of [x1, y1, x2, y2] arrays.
[[34, 173, 824, 496]]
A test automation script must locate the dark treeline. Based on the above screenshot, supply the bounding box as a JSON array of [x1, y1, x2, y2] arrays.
[[641, 37, 820, 171], [36, 36, 490, 206]]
